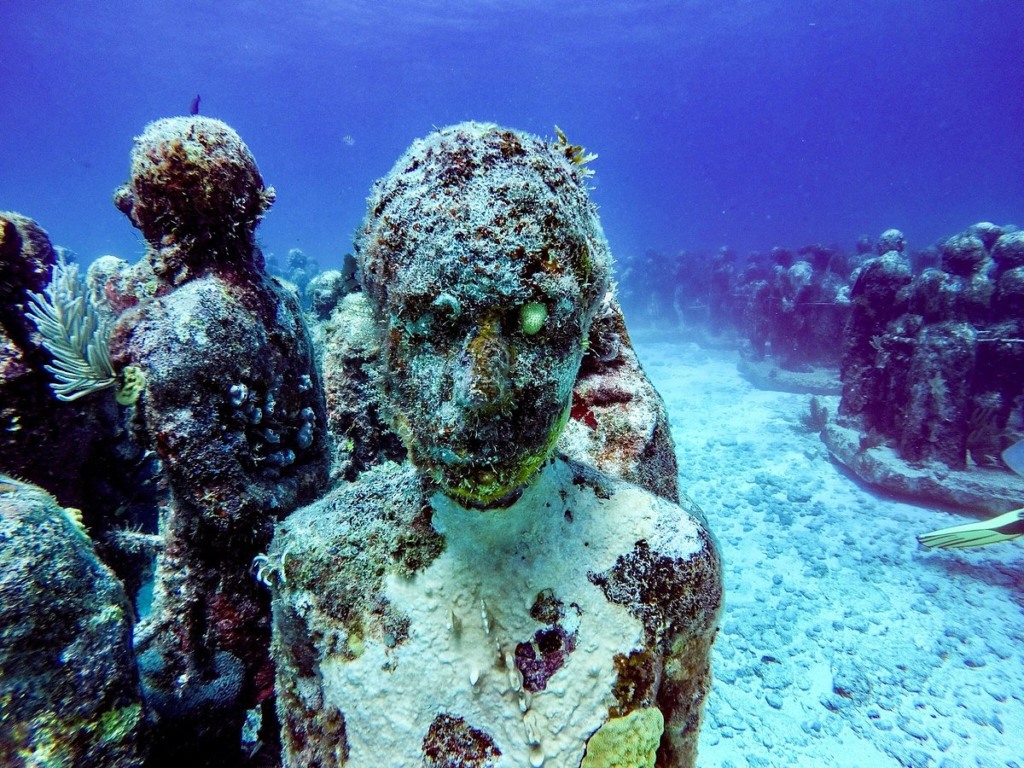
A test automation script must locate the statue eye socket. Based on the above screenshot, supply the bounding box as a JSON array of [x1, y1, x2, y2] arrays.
[[405, 314, 433, 337], [432, 292, 462, 320], [519, 302, 548, 336]]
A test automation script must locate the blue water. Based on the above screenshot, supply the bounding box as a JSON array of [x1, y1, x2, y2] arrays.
[[2, 0, 1022, 268]]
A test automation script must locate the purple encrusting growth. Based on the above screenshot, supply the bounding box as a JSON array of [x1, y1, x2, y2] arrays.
[[589, 527, 723, 767], [514, 588, 580, 693], [589, 534, 723, 651], [515, 625, 577, 693]]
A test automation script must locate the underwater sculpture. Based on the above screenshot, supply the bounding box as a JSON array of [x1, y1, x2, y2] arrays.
[[837, 231, 914, 430], [823, 223, 1024, 516], [838, 223, 1024, 468], [106, 116, 330, 762], [741, 244, 851, 370], [269, 123, 722, 767]]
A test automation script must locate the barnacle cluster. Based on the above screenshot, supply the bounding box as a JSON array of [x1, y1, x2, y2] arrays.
[[225, 375, 317, 476]]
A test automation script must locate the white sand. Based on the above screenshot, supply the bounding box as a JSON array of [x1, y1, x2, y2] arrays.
[[633, 336, 1024, 768]]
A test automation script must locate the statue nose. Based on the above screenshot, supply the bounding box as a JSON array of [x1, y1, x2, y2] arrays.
[[459, 315, 512, 415]]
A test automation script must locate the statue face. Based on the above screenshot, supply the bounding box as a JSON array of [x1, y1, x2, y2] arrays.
[[381, 264, 587, 508], [358, 122, 612, 507]]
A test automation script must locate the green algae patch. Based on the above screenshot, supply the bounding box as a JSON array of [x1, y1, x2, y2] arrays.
[[520, 301, 548, 335], [99, 703, 143, 746], [115, 365, 147, 405], [11, 703, 141, 768]]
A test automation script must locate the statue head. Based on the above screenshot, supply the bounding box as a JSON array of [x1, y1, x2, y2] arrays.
[[358, 122, 611, 507], [114, 117, 275, 280]]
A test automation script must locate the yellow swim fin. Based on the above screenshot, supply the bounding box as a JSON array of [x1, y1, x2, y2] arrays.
[[918, 508, 1024, 549]]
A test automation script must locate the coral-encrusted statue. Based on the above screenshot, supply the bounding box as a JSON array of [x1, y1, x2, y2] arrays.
[[269, 123, 722, 767], [109, 117, 329, 763]]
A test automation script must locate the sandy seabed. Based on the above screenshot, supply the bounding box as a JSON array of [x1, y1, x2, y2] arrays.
[[632, 335, 1024, 768]]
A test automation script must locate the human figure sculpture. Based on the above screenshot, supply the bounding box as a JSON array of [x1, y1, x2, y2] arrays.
[[109, 116, 329, 762], [269, 122, 722, 768]]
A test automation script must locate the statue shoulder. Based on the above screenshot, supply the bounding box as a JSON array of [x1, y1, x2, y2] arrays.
[[269, 462, 444, 606], [567, 459, 722, 643]]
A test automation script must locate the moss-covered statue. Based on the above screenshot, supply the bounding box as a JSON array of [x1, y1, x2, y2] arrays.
[[268, 122, 722, 768]]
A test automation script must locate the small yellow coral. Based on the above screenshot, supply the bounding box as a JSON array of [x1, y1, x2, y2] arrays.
[[554, 125, 598, 171], [581, 707, 664, 768], [115, 365, 147, 406], [64, 506, 88, 537]]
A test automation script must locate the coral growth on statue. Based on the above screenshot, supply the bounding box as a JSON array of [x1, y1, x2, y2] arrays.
[[1, 117, 721, 767], [107, 116, 329, 764], [0, 476, 144, 767], [269, 122, 722, 767]]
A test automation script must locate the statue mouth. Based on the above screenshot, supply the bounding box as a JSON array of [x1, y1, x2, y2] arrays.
[[415, 441, 545, 508], [414, 407, 569, 509]]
